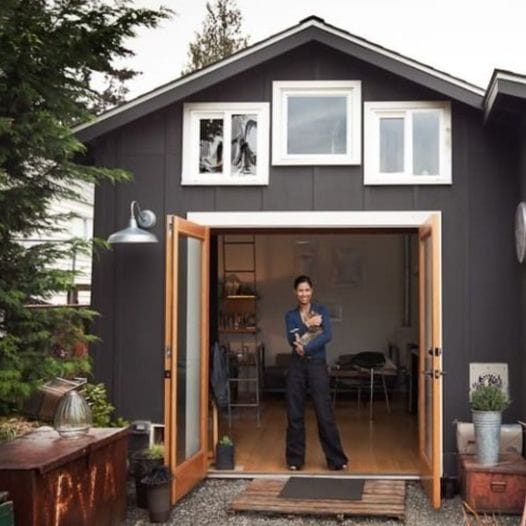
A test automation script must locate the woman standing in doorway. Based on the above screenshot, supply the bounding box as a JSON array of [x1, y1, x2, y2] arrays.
[[284, 275, 348, 471]]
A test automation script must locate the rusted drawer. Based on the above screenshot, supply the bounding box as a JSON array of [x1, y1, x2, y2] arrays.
[[459, 453, 526, 514]]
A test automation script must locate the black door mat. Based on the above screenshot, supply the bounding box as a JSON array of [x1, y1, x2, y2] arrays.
[[279, 477, 365, 500]]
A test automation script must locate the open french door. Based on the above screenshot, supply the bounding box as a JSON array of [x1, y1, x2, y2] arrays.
[[164, 216, 210, 504], [418, 213, 443, 508]]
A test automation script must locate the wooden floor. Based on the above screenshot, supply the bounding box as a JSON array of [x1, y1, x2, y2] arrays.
[[214, 395, 419, 474], [230, 478, 406, 520]]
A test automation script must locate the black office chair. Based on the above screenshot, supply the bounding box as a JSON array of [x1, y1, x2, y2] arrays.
[[351, 351, 391, 420]]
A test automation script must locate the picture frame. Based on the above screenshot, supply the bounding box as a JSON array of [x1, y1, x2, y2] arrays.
[[322, 301, 343, 322], [331, 246, 363, 287], [469, 362, 509, 396], [294, 240, 317, 279], [182, 102, 270, 186]]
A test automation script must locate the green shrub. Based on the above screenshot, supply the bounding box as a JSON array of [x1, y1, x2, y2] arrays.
[[80, 382, 129, 427]]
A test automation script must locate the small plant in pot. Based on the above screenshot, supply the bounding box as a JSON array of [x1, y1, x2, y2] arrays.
[[215, 434, 235, 470], [141, 465, 174, 523], [131, 443, 164, 508], [470, 374, 511, 466]]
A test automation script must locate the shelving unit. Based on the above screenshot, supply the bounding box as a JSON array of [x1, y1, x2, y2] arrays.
[[219, 235, 261, 427]]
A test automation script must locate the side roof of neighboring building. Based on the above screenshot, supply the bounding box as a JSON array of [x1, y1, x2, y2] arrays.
[[75, 15, 488, 143]]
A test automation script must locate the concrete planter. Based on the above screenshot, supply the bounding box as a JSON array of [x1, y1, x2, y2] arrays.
[[472, 410, 502, 466]]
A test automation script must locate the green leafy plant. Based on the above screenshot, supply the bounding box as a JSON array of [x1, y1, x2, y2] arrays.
[[218, 434, 234, 447], [143, 443, 165, 459], [470, 374, 510, 412], [80, 382, 129, 427]]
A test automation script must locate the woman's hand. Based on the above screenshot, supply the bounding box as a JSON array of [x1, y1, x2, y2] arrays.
[[293, 341, 305, 356], [308, 314, 322, 328]]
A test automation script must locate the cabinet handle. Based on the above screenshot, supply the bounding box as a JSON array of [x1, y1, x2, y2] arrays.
[[490, 481, 506, 493]]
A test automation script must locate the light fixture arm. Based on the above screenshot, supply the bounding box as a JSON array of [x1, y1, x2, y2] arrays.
[[131, 200, 156, 229]]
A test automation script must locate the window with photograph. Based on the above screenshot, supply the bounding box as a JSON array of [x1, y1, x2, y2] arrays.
[[364, 101, 451, 185], [182, 102, 269, 185], [272, 81, 361, 165]]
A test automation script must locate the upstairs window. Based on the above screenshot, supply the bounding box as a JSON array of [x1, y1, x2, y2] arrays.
[[182, 102, 269, 185], [272, 81, 361, 165], [364, 101, 451, 185]]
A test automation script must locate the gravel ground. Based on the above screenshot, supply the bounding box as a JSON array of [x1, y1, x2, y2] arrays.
[[123, 478, 521, 526]]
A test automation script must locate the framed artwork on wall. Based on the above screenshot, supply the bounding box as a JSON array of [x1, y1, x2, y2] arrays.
[[322, 301, 343, 322], [469, 363, 509, 397], [294, 240, 317, 279], [182, 102, 270, 185], [331, 247, 363, 287]]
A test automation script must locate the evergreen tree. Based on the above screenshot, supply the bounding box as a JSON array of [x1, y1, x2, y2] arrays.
[[182, 0, 249, 75], [0, 0, 170, 414]]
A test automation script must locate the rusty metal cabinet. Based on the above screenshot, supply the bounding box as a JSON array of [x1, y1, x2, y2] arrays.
[[0, 427, 128, 526], [459, 453, 526, 514]]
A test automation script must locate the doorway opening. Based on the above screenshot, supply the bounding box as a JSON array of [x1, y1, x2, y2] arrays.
[[167, 210, 443, 507], [212, 229, 420, 475]]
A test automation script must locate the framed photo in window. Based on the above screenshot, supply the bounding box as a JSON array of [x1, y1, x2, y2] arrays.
[[272, 80, 361, 165], [182, 102, 270, 185]]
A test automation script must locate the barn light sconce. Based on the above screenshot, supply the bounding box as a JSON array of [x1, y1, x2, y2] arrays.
[[107, 200, 158, 244]]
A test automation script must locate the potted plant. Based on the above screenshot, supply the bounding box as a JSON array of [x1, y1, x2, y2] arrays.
[[141, 465, 173, 523], [470, 374, 511, 466], [131, 443, 164, 508], [215, 434, 235, 470]]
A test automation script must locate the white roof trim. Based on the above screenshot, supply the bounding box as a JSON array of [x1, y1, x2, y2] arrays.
[[484, 71, 526, 120], [74, 18, 484, 135]]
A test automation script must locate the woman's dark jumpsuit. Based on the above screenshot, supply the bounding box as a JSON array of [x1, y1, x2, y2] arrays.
[[284, 302, 348, 468]]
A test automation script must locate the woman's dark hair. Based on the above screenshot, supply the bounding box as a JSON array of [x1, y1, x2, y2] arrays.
[[294, 275, 313, 289]]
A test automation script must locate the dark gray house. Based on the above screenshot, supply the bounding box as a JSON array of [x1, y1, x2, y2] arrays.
[[75, 17, 526, 507]]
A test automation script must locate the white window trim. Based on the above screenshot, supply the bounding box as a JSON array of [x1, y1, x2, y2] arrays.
[[272, 80, 362, 166], [182, 102, 269, 186], [364, 101, 452, 185]]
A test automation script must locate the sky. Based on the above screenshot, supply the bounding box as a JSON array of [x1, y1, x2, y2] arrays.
[[121, 0, 526, 100]]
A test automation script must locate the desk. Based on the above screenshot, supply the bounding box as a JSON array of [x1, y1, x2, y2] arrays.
[[0, 427, 128, 526]]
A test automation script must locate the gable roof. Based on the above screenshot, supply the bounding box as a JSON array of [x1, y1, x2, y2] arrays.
[[75, 15, 485, 143]]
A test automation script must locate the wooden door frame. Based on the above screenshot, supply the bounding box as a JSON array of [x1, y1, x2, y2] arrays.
[[187, 210, 443, 495]]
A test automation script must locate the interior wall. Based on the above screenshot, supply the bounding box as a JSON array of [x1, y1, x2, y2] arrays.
[[218, 232, 418, 366]]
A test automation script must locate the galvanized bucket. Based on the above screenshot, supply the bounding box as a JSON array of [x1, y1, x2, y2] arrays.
[[472, 410, 502, 465]]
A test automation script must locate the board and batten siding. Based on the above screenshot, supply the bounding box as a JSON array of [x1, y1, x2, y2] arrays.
[[89, 42, 522, 475]]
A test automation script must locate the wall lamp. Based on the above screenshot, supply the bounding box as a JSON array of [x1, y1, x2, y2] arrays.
[[107, 201, 158, 244]]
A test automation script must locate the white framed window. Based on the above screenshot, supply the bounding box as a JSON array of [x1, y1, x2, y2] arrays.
[[182, 102, 269, 185], [272, 80, 361, 165], [364, 101, 452, 185]]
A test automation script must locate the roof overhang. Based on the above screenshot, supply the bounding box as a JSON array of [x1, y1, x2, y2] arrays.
[[75, 16, 485, 143], [484, 70, 526, 123]]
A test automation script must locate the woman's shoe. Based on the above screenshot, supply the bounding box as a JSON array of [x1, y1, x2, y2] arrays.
[[328, 462, 348, 471], [288, 464, 303, 471]]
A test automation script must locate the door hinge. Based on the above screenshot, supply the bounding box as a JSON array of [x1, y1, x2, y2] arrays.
[[427, 347, 442, 357], [424, 369, 447, 379], [164, 370, 171, 379], [165, 345, 172, 358]]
